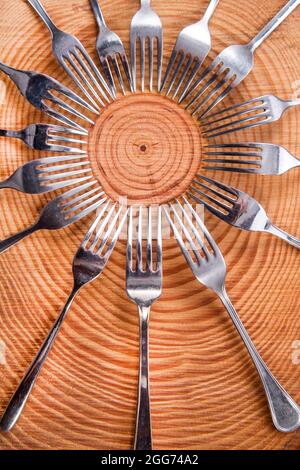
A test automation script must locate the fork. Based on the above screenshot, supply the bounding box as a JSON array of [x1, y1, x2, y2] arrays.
[[160, 0, 219, 98], [189, 175, 300, 249], [0, 61, 96, 133], [165, 198, 300, 433], [130, 0, 163, 92], [0, 202, 128, 432], [0, 155, 92, 194], [0, 180, 106, 255], [203, 142, 300, 175], [180, 0, 300, 118], [126, 206, 162, 450], [201, 95, 300, 138], [0, 124, 87, 153], [27, 0, 113, 107], [90, 0, 133, 96]]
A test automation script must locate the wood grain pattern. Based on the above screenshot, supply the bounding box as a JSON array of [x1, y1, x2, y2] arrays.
[[0, 0, 300, 450]]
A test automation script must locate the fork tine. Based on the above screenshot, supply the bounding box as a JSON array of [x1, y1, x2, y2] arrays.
[[96, 205, 124, 255], [156, 206, 162, 271], [63, 187, 104, 214], [193, 76, 232, 117], [157, 35, 163, 92], [149, 38, 154, 93], [127, 207, 133, 271], [177, 198, 211, 260], [90, 203, 116, 252], [61, 56, 104, 109], [202, 97, 265, 123], [140, 37, 146, 92], [39, 175, 92, 191], [81, 200, 110, 248], [169, 203, 203, 265], [47, 94, 95, 126], [163, 206, 195, 268], [46, 125, 88, 137], [182, 196, 220, 257], [111, 54, 126, 95], [188, 190, 227, 221], [166, 53, 184, 96], [178, 60, 202, 102], [131, 37, 137, 92], [179, 63, 212, 104], [160, 49, 177, 93], [120, 53, 134, 93], [172, 56, 193, 99], [104, 207, 128, 260], [48, 134, 87, 145], [199, 84, 233, 119], [146, 207, 152, 271], [195, 174, 238, 199], [203, 112, 270, 137], [100, 57, 116, 98], [76, 44, 113, 99], [44, 109, 88, 134], [191, 184, 231, 213], [186, 71, 219, 111], [53, 80, 100, 115], [136, 206, 143, 271]]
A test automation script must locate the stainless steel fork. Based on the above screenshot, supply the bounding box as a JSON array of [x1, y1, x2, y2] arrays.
[[0, 124, 87, 153], [130, 0, 163, 92], [27, 0, 113, 108], [181, 0, 300, 118], [0, 202, 128, 432], [189, 175, 300, 249], [90, 0, 133, 96], [203, 142, 300, 175], [165, 198, 300, 433], [160, 0, 219, 98], [126, 206, 162, 450], [0, 180, 106, 255], [202, 94, 300, 138], [0, 61, 96, 133], [0, 155, 91, 194]]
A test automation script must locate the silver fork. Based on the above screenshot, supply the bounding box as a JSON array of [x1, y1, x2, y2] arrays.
[[130, 0, 163, 92], [0, 124, 87, 153], [27, 0, 113, 108], [0, 155, 92, 194], [203, 142, 300, 175], [180, 0, 300, 118], [0, 61, 96, 133], [201, 95, 300, 138], [0, 202, 128, 432], [126, 206, 162, 450], [0, 180, 106, 255], [90, 0, 133, 96], [189, 175, 300, 249], [160, 0, 219, 98], [165, 198, 300, 433]]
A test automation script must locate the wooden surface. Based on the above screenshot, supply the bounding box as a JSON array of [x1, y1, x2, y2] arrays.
[[1, 0, 300, 450]]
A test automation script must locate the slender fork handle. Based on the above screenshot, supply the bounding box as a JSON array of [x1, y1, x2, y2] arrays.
[[218, 288, 300, 433], [265, 223, 300, 250], [27, 0, 58, 35], [141, 0, 151, 8], [0, 288, 78, 432], [0, 223, 40, 255], [90, 0, 107, 29], [249, 0, 300, 51], [203, 0, 219, 24], [0, 129, 24, 140], [134, 305, 152, 450]]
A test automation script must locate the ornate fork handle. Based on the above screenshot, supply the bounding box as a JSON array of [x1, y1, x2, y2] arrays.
[[0, 289, 78, 432], [27, 0, 58, 35], [266, 223, 300, 249], [135, 305, 152, 450], [219, 288, 300, 433], [0, 223, 40, 255]]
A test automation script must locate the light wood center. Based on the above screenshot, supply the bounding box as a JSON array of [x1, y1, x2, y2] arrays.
[[88, 93, 203, 205]]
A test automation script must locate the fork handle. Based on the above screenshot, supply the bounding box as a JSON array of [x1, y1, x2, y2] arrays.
[[203, 0, 219, 24], [134, 305, 152, 450], [0, 222, 40, 255], [0, 287, 79, 432], [249, 0, 300, 51], [218, 288, 300, 433], [89, 0, 106, 29], [265, 223, 300, 249], [141, 0, 151, 7], [27, 0, 59, 36], [0, 129, 24, 140]]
